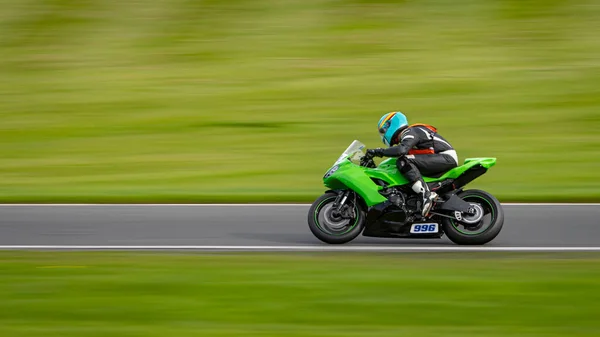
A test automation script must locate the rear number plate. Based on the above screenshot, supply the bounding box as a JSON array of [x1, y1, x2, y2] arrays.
[[410, 223, 438, 234]]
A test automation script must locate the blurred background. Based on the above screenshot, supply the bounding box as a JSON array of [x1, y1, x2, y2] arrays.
[[2, 2, 600, 336], [1, 0, 599, 203]]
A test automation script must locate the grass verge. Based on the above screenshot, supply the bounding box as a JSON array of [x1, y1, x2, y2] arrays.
[[1, 252, 600, 336]]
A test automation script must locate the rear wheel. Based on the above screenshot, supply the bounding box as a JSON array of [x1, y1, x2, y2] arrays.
[[441, 189, 504, 245], [308, 192, 366, 244]]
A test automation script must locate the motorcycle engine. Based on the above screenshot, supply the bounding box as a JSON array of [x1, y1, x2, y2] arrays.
[[376, 188, 424, 234], [381, 187, 423, 216], [379, 187, 403, 208], [404, 194, 420, 212], [388, 193, 403, 207]]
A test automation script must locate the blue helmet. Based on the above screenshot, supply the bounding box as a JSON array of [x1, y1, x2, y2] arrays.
[[378, 112, 408, 146]]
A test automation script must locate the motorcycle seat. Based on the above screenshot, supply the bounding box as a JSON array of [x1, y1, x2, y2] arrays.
[[424, 157, 497, 182]]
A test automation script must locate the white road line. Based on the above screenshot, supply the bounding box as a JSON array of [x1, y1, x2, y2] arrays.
[[0, 204, 309, 206], [1, 245, 600, 252], [502, 203, 600, 206], [0, 203, 598, 207]]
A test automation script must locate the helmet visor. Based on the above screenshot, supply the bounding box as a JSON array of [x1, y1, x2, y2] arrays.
[[379, 120, 391, 146], [378, 120, 391, 135]]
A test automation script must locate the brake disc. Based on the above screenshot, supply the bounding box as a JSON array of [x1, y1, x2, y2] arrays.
[[319, 204, 351, 230], [460, 203, 484, 225]]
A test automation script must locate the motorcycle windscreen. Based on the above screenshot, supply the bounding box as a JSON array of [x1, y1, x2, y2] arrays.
[[334, 140, 366, 166]]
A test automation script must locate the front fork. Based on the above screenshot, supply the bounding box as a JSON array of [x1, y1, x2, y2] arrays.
[[332, 190, 356, 219]]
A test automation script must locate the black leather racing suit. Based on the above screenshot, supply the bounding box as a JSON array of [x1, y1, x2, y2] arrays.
[[380, 125, 458, 184]]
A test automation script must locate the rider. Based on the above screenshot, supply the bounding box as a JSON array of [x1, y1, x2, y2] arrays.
[[367, 112, 458, 216]]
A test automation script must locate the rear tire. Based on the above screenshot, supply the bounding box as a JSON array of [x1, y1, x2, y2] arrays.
[[441, 189, 504, 245], [308, 192, 366, 244]]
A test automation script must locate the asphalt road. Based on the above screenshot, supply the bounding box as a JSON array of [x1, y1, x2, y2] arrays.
[[0, 204, 598, 248]]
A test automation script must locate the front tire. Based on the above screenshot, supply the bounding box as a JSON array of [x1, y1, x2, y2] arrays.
[[308, 192, 366, 244], [441, 189, 504, 245]]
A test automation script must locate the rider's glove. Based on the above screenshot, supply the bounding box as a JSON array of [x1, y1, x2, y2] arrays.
[[367, 148, 385, 157]]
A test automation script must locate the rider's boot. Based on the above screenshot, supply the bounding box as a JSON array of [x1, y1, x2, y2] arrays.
[[411, 179, 437, 216]]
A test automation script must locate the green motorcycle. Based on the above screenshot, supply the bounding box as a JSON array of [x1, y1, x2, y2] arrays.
[[308, 140, 504, 245]]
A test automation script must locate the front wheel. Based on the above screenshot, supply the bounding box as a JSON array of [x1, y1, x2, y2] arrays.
[[441, 189, 504, 245], [308, 192, 366, 244]]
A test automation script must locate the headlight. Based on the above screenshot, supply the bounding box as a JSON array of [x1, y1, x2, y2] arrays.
[[323, 165, 339, 179]]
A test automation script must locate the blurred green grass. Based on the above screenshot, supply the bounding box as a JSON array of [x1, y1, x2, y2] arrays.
[[1, 252, 600, 336], [1, 0, 599, 202]]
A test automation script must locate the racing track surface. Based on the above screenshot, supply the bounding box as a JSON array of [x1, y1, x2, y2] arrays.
[[0, 204, 599, 251]]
